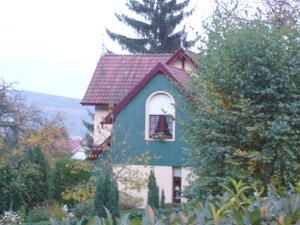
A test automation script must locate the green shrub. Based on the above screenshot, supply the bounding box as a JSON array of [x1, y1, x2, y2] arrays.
[[71, 201, 94, 219], [119, 192, 143, 210], [26, 206, 50, 223], [0, 160, 48, 213], [50, 158, 91, 204], [147, 171, 159, 209], [94, 170, 119, 218]]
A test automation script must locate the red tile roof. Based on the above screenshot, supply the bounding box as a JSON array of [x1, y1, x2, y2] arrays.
[[81, 48, 198, 106], [81, 54, 172, 105], [103, 63, 190, 124]]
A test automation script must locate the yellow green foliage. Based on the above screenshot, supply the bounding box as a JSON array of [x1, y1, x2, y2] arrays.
[[62, 179, 96, 202], [20, 119, 69, 157], [48, 202, 66, 221]]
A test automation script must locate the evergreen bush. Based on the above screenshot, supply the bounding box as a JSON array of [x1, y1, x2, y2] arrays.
[[94, 170, 119, 218], [147, 171, 159, 209]]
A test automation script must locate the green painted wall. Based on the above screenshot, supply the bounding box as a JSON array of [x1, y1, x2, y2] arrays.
[[112, 73, 187, 166]]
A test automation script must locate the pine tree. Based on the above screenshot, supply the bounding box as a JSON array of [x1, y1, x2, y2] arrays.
[[94, 170, 119, 218], [82, 110, 94, 148], [160, 189, 165, 208], [147, 170, 159, 208], [107, 0, 196, 53]]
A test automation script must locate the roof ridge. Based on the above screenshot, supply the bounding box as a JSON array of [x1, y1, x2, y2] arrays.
[[103, 53, 173, 57]]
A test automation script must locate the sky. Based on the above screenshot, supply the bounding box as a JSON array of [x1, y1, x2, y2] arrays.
[[0, 0, 214, 99]]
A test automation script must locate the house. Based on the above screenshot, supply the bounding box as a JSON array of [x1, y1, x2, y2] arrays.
[[68, 137, 88, 160], [81, 48, 198, 206]]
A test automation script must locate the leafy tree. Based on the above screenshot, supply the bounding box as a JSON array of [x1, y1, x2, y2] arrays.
[[184, 2, 300, 198], [107, 0, 196, 53], [147, 170, 159, 208], [0, 81, 41, 151], [94, 170, 119, 218], [51, 158, 91, 204], [0, 80, 69, 156], [0, 159, 48, 213], [261, 0, 300, 27], [23, 114, 70, 157]]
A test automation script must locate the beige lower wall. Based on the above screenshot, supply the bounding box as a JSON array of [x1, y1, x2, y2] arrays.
[[114, 164, 192, 207]]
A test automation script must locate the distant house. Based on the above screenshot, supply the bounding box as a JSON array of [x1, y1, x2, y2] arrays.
[[81, 48, 198, 205], [68, 137, 88, 160]]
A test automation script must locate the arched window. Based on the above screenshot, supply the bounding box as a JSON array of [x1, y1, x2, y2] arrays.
[[145, 91, 175, 141]]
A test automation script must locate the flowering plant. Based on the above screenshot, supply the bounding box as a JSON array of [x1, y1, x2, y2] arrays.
[[0, 211, 23, 225], [151, 132, 168, 141]]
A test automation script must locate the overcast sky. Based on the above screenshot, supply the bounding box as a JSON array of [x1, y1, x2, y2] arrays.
[[0, 0, 214, 99]]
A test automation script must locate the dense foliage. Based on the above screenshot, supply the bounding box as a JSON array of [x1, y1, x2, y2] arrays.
[[107, 0, 195, 53], [0, 148, 49, 213], [23, 147, 50, 203], [147, 170, 159, 209], [184, 2, 300, 198], [94, 170, 120, 218], [51, 158, 91, 204], [26, 179, 299, 225]]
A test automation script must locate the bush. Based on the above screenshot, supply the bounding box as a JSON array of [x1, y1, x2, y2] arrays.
[[71, 201, 94, 219], [93, 178, 300, 225], [26, 206, 50, 223], [94, 170, 119, 218], [147, 171, 159, 209], [50, 158, 91, 204], [23, 147, 50, 202], [0, 211, 23, 225], [0, 160, 48, 213], [119, 192, 143, 210]]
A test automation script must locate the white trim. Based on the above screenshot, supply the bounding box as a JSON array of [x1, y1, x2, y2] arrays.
[[145, 91, 175, 141]]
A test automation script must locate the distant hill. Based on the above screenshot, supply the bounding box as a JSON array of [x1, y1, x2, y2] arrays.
[[22, 91, 93, 137]]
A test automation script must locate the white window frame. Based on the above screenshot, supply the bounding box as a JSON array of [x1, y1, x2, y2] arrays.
[[145, 91, 175, 141]]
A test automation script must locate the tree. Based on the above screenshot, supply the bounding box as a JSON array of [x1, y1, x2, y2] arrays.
[[147, 170, 159, 208], [94, 170, 119, 218], [23, 146, 50, 203], [0, 80, 69, 156], [261, 0, 300, 27], [184, 1, 300, 199], [82, 110, 94, 148], [0, 81, 41, 151], [160, 189, 165, 208], [107, 0, 196, 53], [23, 114, 70, 157], [0, 158, 48, 213], [51, 158, 91, 204]]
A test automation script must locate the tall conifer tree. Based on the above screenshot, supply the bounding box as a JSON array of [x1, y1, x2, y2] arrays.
[[147, 170, 159, 208], [107, 0, 195, 53]]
